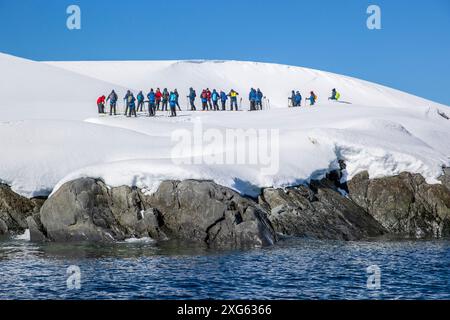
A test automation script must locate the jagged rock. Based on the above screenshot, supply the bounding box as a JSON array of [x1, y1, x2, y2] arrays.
[[260, 181, 386, 241], [349, 171, 450, 238], [0, 184, 43, 236], [33, 178, 277, 247], [26, 213, 47, 242], [439, 167, 450, 191], [27, 170, 450, 244], [144, 180, 277, 247], [33, 178, 166, 242]]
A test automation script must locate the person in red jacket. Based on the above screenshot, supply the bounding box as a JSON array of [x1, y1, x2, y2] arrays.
[[97, 95, 106, 114], [155, 88, 163, 111], [206, 88, 212, 110], [200, 89, 208, 111]]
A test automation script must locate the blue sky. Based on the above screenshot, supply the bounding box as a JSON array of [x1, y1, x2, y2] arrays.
[[0, 0, 449, 105]]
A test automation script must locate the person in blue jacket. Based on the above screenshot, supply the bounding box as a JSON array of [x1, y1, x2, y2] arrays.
[[294, 91, 302, 107], [147, 88, 156, 116], [306, 91, 317, 106], [136, 91, 145, 112], [220, 91, 227, 110], [249, 88, 257, 111], [106, 90, 118, 115], [123, 90, 132, 116], [174, 89, 181, 111], [127, 93, 137, 117], [256, 88, 263, 110], [188, 87, 196, 111], [169, 91, 177, 117], [211, 89, 220, 111], [290, 90, 296, 107]]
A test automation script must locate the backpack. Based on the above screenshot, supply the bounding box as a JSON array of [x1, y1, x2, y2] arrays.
[[314, 93, 318, 100], [335, 92, 340, 100]]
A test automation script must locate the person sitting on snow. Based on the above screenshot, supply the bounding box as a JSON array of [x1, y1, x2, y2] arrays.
[[329, 88, 341, 101]]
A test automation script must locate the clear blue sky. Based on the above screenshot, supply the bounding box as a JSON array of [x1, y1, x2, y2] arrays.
[[0, 0, 449, 105]]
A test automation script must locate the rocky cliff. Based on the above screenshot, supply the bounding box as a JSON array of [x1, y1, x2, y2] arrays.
[[2, 169, 449, 245]]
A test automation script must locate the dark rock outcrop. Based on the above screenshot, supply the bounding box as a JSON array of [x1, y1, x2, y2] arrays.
[[144, 180, 277, 247], [349, 171, 450, 238], [30, 178, 277, 247], [29, 178, 167, 242], [21, 168, 450, 244], [0, 184, 44, 236], [439, 168, 450, 191], [259, 179, 387, 240]]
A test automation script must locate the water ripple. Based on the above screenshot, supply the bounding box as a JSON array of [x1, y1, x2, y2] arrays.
[[0, 238, 448, 300]]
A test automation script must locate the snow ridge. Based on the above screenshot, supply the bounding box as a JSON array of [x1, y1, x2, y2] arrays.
[[0, 53, 449, 198]]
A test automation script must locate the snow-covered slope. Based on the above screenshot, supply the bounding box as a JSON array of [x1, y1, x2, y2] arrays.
[[47, 60, 448, 111], [0, 53, 127, 121], [1, 53, 449, 198]]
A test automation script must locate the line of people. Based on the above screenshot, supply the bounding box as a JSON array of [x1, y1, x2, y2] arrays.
[[97, 89, 180, 117], [97, 88, 256, 117], [289, 88, 341, 107], [192, 88, 242, 111], [97, 87, 341, 117]]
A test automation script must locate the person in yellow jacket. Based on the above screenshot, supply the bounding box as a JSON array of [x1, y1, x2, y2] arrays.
[[228, 89, 239, 111], [329, 88, 341, 101]]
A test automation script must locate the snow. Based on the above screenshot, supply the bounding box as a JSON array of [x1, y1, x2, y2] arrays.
[[123, 237, 155, 244], [1, 52, 449, 198], [13, 229, 30, 241], [0, 53, 127, 121], [47, 59, 448, 111]]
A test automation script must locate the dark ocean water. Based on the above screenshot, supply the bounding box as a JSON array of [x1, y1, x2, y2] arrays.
[[0, 237, 448, 300]]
